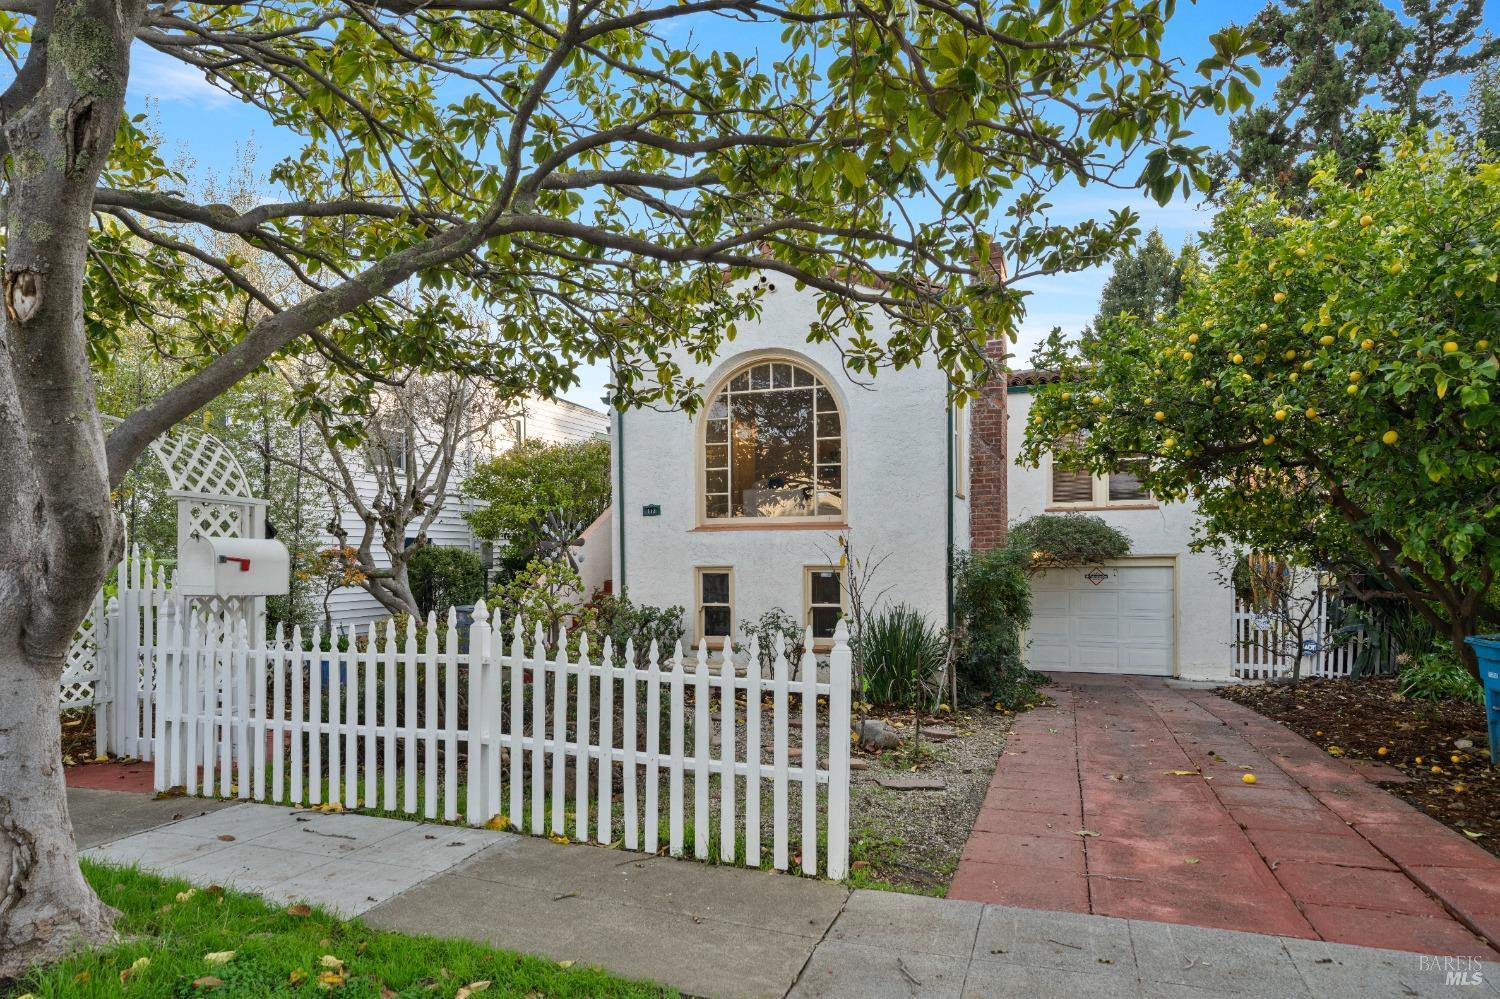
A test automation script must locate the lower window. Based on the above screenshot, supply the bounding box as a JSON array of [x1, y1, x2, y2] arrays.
[[696, 567, 733, 645], [805, 567, 844, 642]]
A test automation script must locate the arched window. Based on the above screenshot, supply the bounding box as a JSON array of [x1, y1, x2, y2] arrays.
[[702, 358, 843, 520]]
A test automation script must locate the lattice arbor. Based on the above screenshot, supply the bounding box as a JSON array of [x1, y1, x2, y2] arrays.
[[66, 418, 270, 760]]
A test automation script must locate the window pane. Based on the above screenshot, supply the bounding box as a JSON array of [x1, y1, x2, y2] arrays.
[[773, 363, 792, 388], [816, 387, 837, 413], [730, 371, 749, 391], [811, 606, 842, 639], [1052, 466, 1093, 504], [750, 364, 771, 389], [705, 443, 727, 468], [817, 437, 841, 464], [705, 494, 728, 518], [810, 570, 841, 605], [817, 465, 841, 491], [793, 367, 813, 387], [1108, 462, 1149, 501], [730, 389, 815, 517], [701, 572, 729, 605], [816, 491, 843, 516], [706, 418, 728, 444], [704, 606, 731, 637], [708, 396, 728, 419], [706, 469, 728, 493], [816, 407, 840, 437]]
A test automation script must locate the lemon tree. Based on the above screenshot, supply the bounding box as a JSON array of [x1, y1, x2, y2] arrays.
[[1022, 129, 1499, 679]]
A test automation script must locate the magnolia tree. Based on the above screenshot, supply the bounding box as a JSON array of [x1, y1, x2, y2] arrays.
[[1022, 129, 1499, 680], [0, 0, 1257, 972]]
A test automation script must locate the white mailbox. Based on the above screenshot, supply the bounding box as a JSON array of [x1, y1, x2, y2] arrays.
[[177, 536, 290, 597]]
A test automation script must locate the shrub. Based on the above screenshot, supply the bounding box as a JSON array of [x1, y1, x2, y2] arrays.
[[952, 546, 1038, 708], [1398, 644, 1483, 704], [735, 607, 807, 675], [858, 604, 946, 708], [1005, 513, 1131, 573], [408, 545, 486, 617], [588, 590, 686, 667]]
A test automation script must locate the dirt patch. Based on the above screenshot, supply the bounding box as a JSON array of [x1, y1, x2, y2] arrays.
[[1218, 677, 1497, 855], [847, 706, 1013, 895], [60, 707, 96, 765]]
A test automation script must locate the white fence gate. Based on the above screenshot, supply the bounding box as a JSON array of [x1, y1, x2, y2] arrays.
[[148, 601, 853, 879], [1231, 589, 1392, 680]]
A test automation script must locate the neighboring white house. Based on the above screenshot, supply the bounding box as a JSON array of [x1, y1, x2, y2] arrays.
[[320, 394, 609, 628], [1005, 369, 1235, 681], [610, 278, 970, 652]]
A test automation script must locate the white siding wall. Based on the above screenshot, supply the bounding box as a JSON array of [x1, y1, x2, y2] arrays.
[[319, 395, 608, 629], [615, 280, 967, 645], [1005, 387, 1234, 681]]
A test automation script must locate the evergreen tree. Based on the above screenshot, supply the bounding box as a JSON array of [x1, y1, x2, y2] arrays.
[[1219, 0, 1494, 197], [1092, 229, 1196, 329]]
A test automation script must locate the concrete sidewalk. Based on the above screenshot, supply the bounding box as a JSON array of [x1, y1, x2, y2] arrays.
[[72, 787, 1500, 998]]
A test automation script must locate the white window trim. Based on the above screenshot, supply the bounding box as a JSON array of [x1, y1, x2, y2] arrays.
[[953, 406, 967, 499], [803, 565, 846, 650], [696, 354, 848, 528], [695, 566, 734, 649], [1046, 452, 1156, 510]]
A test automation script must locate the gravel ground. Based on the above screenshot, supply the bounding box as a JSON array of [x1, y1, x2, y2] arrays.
[[846, 706, 1014, 895]]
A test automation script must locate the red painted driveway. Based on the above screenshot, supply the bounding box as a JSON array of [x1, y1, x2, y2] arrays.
[[951, 673, 1500, 958]]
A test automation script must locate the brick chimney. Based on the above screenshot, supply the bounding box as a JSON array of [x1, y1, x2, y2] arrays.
[[968, 340, 1009, 552]]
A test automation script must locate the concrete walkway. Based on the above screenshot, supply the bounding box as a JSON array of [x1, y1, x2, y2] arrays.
[[951, 673, 1500, 958], [72, 784, 1500, 997]]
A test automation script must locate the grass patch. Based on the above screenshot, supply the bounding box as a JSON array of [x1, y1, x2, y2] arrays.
[[5, 861, 674, 998]]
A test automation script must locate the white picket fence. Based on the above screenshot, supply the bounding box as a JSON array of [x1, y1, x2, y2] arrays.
[[1230, 589, 1392, 680], [149, 601, 853, 879]]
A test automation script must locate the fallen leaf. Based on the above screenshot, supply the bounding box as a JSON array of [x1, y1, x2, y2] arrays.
[[1075, 829, 1099, 838], [558, 959, 576, 969], [316, 802, 345, 813], [1184, 857, 1200, 864], [320, 955, 345, 971], [317, 972, 346, 987], [1463, 829, 1486, 840], [287, 903, 313, 917], [289, 968, 308, 985], [1164, 770, 1201, 777], [176, 889, 198, 903], [71, 970, 92, 985], [192, 977, 224, 989], [485, 815, 510, 831], [455, 981, 492, 998], [547, 834, 570, 845], [217, 834, 236, 842], [120, 955, 150, 983], [203, 950, 235, 965]]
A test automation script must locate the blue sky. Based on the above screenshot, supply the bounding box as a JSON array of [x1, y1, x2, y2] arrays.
[[124, 3, 1497, 410]]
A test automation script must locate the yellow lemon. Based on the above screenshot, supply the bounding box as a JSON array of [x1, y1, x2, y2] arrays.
[[1376, 746, 1388, 756], [1382, 430, 1399, 445], [1319, 335, 1335, 346], [1061, 392, 1071, 401], [1273, 291, 1287, 304], [1242, 773, 1257, 785], [1389, 260, 1404, 274], [1294, 246, 1307, 258], [1442, 341, 1458, 353], [1262, 433, 1276, 445], [1479, 339, 1490, 350], [1181, 351, 1193, 361], [1232, 353, 1243, 364], [1274, 409, 1288, 422], [1360, 213, 1373, 227], [1451, 754, 1461, 764], [1257, 322, 1269, 333], [1348, 371, 1362, 382], [1361, 339, 1374, 350], [1347, 384, 1359, 395], [1431, 765, 1442, 774], [1305, 407, 1318, 419], [1284, 350, 1297, 361], [1163, 437, 1176, 449], [1188, 333, 1200, 344], [1154, 411, 1166, 422]]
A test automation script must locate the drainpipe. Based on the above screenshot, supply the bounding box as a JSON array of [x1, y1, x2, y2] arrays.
[[614, 403, 626, 593], [946, 401, 954, 631]]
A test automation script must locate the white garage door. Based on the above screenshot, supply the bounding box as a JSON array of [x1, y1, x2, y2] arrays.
[[1025, 563, 1175, 675]]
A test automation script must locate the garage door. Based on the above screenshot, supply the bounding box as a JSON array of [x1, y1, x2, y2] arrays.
[[1025, 563, 1174, 675]]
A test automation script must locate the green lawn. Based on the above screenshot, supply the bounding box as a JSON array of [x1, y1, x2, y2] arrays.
[[5, 861, 674, 998]]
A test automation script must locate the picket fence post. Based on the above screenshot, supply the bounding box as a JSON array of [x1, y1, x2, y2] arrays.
[[826, 619, 852, 879]]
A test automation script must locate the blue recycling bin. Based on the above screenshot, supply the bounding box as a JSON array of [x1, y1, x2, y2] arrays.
[[1463, 635, 1500, 767]]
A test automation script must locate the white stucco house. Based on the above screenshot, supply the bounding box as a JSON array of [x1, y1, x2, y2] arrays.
[[608, 278, 970, 652], [1004, 369, 1235, 681]]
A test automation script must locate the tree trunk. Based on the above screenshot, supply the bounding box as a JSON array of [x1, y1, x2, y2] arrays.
[[0, 0, 146, 973], [0, 656, 117, 979]]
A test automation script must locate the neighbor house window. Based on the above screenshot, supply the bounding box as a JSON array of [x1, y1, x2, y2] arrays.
[[953, 406, 967, 498], [1049, 436, 1152, 507], [702, 359, 843, 521], [805, 567, 844, 643], [696, 568, 733, 645]]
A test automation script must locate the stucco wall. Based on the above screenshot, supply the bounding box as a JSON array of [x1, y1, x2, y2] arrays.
[[1005, 387, 1236, 681], [614, 280, 967, 646]]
